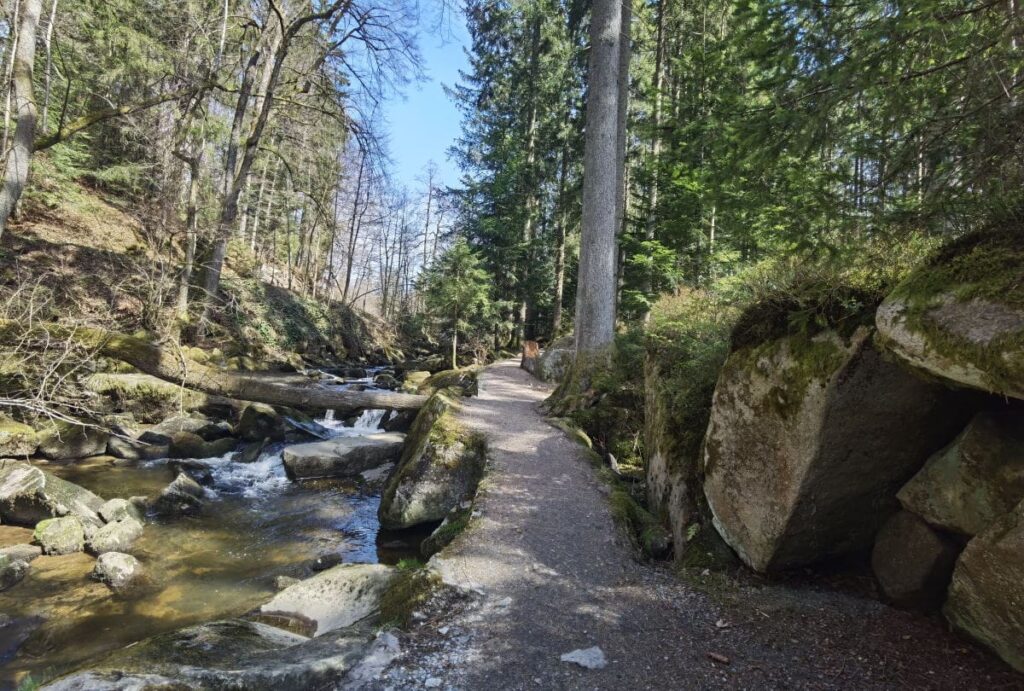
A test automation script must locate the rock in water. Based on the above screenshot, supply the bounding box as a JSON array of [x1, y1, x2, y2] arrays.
[[236, 403, 286, 442], [0, 459, 106, 527], [151, 472, 207, 516], [36, 420, 109, 460], [259, 563, 396, 636], [560, 646, 607, 670], [43, 620, 375, 689], [87, 517, 144, 555], [98, 498, 144, 524], [0, 416, 38, 457], [945, 499, 1024, 672], [899, 410, 1024, 536], [92, 552, 144, 591], [875, 229, 1024, 400], [871, 511, 961, 609], [0, 554, 29, 591], [378, 393, 486, 530], [106, 435, 167, 461], [0, 543, 41, 562], [168, 431, 236, 459], [702, 326, 970, 572], [282, 434, 406, 480], [34, 516, 86, 555]]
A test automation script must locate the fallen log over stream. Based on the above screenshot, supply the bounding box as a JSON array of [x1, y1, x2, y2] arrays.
[[0, 320, 428, 413]]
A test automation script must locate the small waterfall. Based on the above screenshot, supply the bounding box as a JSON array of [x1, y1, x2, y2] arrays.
[[352, 409, 386, 430], [324, 409, 336, 423]]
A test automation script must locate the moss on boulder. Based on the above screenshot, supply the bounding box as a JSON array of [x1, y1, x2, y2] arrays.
[[37, 420, 108, 460], [378, 392, 486, 529], [703, 326, 970, 572], [416, 367, 479, 397], [0, 416, 38, 457], [877, 228, 1024, 399]]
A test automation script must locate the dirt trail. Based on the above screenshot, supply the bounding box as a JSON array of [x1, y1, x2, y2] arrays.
[[380, 359, 1020, 690]]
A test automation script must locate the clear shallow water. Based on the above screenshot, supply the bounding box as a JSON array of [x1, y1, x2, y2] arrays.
[[0, 400, 422, 687]]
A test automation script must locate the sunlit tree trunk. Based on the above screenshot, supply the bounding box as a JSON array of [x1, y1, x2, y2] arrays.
[[575, 0, 624, 356], [0, 0, 41, 240]]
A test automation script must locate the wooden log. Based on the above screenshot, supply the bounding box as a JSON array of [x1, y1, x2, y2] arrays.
[[0, 321, 427, 413]]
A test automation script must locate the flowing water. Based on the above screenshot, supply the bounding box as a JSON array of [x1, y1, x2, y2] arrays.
[[0, 371, 427, 687]]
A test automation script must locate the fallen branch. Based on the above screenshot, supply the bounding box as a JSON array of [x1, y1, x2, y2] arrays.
[[0, 320, 427, 413]]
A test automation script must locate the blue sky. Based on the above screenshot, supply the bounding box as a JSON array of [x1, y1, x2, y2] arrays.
[[382, 12, 469, 192]]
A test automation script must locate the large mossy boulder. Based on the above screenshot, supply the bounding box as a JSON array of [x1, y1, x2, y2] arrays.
[[899, 409, 1024, 536], [876, 229, 1024, 399], [0, 416, 38, 457], [0, 459, 105, 526], [702, 326, 970, 572], [36, 420, 109, 460], [378, 393, 486, 529], [945, 498, 1024, 672]]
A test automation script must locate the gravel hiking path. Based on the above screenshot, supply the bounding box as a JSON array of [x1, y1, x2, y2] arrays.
[[375, 359, 1021, 690]]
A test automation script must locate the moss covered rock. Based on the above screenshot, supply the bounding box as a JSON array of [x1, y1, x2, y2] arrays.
[[876, 229, 1024, 399], [236, 403, 286, 442], [945, 498, 1024, 672], [378, 393, 486, 529], [703, 326, 970, 572], [0, 416, 38, 457], [899, 409, 1024, 536], [34, 516, 86, 555], [37, 420, 109, 460], [416, 368, 479, 397]]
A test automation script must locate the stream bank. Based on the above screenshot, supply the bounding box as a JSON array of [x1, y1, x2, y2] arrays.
[[0, 367, 439, 688]]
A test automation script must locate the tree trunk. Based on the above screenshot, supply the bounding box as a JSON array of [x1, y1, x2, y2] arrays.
[[0, 321, 427, 412], [40, 0, 57, 132], [574, 0, 624, 356], [551, 120, 570, 338], [0, 0, 41, 240], [642, 0, 666, 323]]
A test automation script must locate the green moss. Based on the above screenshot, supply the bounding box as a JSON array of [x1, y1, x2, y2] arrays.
[[378, 567, 441, 629], [888, 227, 1024, 394], [417, 368, 479, 396], [421, 508, 472, 557]]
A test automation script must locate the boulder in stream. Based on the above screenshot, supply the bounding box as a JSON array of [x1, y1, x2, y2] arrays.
[[36, 420, 109, 460], [379, 392, 486, 530], [92, 551, 144, 591], [702, 326, 970, 572], [282, 433, 406, 480], [899, 409, 1024, 536], [87, 517, 144, 555], [258, 563, 396, 636], [236, 403, 287, 442], [0, 416, 38, 457], [168, 431, 236, 459], [150, 472, 207, 516], [98, 497, 144, 524], [0, 459, 105, 527], [43, 620, 376, 690], [34, 516, 86, 555], [0, 543, 42, 562], [0, 554, 29, 591], [105, 435, 167, 461]]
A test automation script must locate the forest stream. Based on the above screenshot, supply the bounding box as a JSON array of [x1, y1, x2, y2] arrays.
[[0, 369, 432, 687]]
